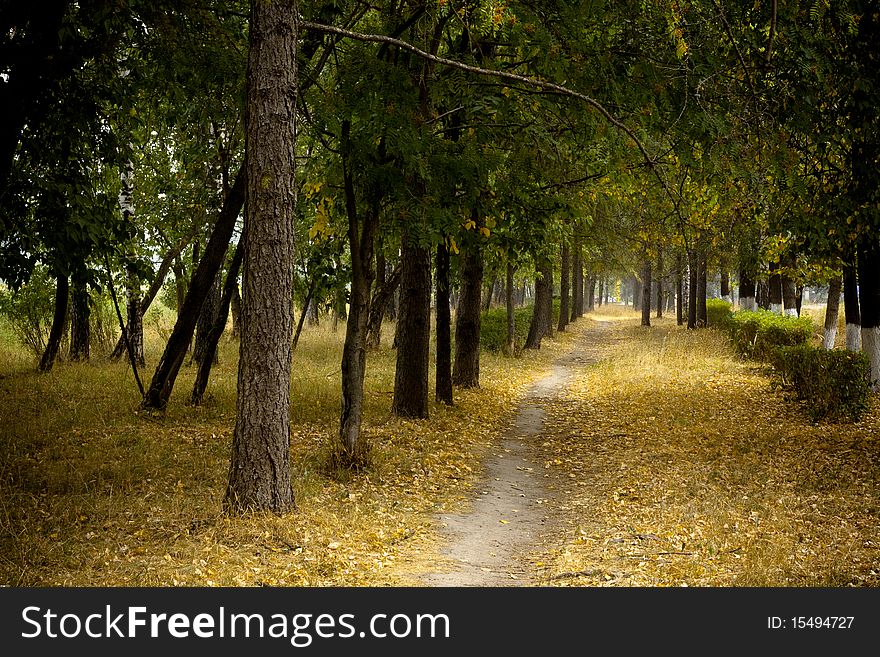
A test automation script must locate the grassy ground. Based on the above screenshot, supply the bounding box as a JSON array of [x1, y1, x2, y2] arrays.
[[535, 307, 880, 586], [0, 310, 577, 586]]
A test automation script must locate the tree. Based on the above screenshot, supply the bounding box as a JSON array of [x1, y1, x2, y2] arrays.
[[224, 0, 298, 515]]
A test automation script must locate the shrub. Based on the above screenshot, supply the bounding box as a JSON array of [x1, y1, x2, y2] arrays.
[[770, 345, 871, 422], [706, 298, 733, 329], [0, 268, 56, 357], [479, 298, 561, 352], [726, 310, 814, 360]]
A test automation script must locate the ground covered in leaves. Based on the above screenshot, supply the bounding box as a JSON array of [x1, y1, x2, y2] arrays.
[[1, 306, 878, 587], [535, 310, 880, 587]]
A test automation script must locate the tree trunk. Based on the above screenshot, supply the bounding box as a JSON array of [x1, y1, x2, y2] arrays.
[[558, 242, 569, 332], [506, 260, 516, 355], [843, 262, 861, 351], [452, 242, 483, 388], [524, 255, 552, 349], [39, 273, 69, 372], [191, 236, 245, 406], [192, 270, 222, 366], [739, 268, 757, 311], [859, 240, 880, 390], [696, 251, 708, 327], [435, 241, 453, 404], [173, 257, 187, 314], [392, 229, 431, 418], [687, 251, 697, 329], [365, 263, 401, 349], [482, 277, 495, 311], [571, 238, 583, 320], [676, 258, 684, 326], [823, 275, 842, 350], [69, 277, 90, 361], [781, 256, 798, 317], [339, 128, 379, 459], [142, 166, 246, 410], [641, 257, 651, 327], [597, 277, 604, 306], [655, 247, 663, 319], [224, 0, 297, 515], [769, 261, 783, 314]]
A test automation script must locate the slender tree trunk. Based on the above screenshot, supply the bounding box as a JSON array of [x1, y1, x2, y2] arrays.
[[823, 275, 842, 350], [69, 278, 90, 361], [571, 238, 583, 320], [435, 241, 453, 404], [769, 261, 783, 314], [524, 255, 552, 349], [224, 0, 297, 515], [392, 229, 431, 418], [544, 261, 554, 337], [687, 251, 697, 329], [506, 260, 516, 355], [191, 236, 245, 405], [192, 271, 222, 366], [597, 278, 604, 307], [453, 241, 483, 388], [339, 128, 379, 459], [844, 262, 861, 351], [558, 242, 570, 332], [696, 251, 708, 327], [481, 277, 495, 311], [675, 264, 684, 325], [173, 258, 187, 314], [739, 268, 757, 311], [781, 256, 798, 317], [587, 275, 595, 311], [655, 247, 663, 319], [365, 264, 401, 349], [641, 257, 651, 327], [39, 273, 69, 372]]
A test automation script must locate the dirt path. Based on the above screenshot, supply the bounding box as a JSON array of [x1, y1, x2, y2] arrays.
[[420, 323, 607, 586]]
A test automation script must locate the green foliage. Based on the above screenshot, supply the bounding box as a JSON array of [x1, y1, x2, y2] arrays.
[[770, 345, 871, 422], [0, 269, 57, 358], [725, 310, 814, 360], [706, 298, 733, 328], [479, 298, 561, 352]]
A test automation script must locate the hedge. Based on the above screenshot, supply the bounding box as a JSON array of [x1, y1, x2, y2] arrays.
[[725, 310, 814, 360]]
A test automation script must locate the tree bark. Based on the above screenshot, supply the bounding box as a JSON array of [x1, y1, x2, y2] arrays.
[[192, 269, 222, 366], [39, 273, 69, 372], [224, 0, 297, 515], [641, 257, 652, 327], [571, 237, 583, 320], [739, 268, 757, 311], [720, 269, 731, 301], [506, 260, 516, 355], [191, 236, 244, 406], [365, 263, 401, 349], [655, 246, 663, 319], [843, 261, 861, 351], [558, 242, 569, 332], [696, 251, 708, 327], [687, 251, 697, 329], [676, 257, 684, 325], [69, 277, 90, 361], [859, 239, 880, 390], [781, 258, 798, 317], [453, 241, 483, 388], [141, 165, 246, 410], [524, 255, 552, 349], [392, 229, 432, 418], [769, 261, 783, 314], [435, 241, 453, 404], [823, 275, 842, 350]]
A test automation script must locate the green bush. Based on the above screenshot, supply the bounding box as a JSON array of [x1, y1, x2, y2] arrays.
[[479, 298, 561, 352], [726, 310, 814, 360], [706, 298, 733, 328], [0, 268, 56, 357], [770, 345, 871, 422]]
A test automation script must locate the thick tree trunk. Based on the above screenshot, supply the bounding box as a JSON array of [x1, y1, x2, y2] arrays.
[[781, 256, 798, 317], [365, 264, 401, 349], [392, 230, 431, 418], [844, 262, 861, 351], [720, 269, 731, 302], [524, 256, 552, 349], [739, 268, 757, 311], [435, 241, 453, 404], [224, 0, 297, 515], [39, 273, 69, 372], [641, 257, 651, 327], [506, 260, 516, 355], [823, 275, 842, 350], [191, 237, 245, 406], [453, 243, 483, 388], [141, 166, 245, 410], [858, 240, 880, 389], [558, 243, 569, 331], [69, 278, 90, 361]]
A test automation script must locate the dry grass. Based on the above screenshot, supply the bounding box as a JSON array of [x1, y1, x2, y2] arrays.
[[0, 309, 577, 586], [535, 310, 880, 586]]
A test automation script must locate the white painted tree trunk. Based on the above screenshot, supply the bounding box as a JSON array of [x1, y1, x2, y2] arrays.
[[862, 326, 880, 390], [822, 326, 838, 350], [739, 296, 756, 311], [771, 302, 783, 314], [847, 323, 862, 351], [783, 307, 798, 317]]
